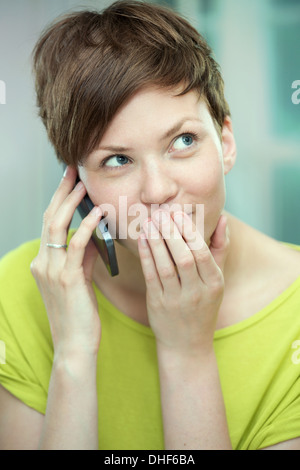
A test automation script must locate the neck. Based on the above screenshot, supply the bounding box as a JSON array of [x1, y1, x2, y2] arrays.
[[93, 239, 147, 294]]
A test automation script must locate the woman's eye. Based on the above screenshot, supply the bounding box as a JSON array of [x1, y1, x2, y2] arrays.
[[172, 134, 195, 151], [104, 155, 129, 168]]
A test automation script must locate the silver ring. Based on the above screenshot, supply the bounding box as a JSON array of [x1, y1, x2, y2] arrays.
[[46, 243, 68, 249]]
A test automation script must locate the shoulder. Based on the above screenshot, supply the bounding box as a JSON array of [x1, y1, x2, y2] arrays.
[[0, 239, 41, 293], [219, 215, 300, 328], [0, 240, 53, 417], [244, 230, 300, 310], [228, 214, 300, 288], [0, 230, 77, 291], [0, 239, 45, 334], [261, 239, 300, 291]]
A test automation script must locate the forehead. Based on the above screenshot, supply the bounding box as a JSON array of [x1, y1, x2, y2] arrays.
[[99, 86, 214, 145]]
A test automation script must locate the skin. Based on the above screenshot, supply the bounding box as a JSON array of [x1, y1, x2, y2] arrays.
[[1, 84, 300, 450], [79, 86, 234, 256], [29, 85, 235, 449], [77, 86, 235, 349]]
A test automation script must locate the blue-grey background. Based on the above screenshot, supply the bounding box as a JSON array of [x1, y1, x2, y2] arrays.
[[0, 0, 300, 258]]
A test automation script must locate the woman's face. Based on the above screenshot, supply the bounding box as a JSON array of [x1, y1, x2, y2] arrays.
[[79, 85, 236, 255]]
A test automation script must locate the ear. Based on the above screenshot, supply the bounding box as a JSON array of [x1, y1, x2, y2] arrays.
[[221, 116, 236, 175]]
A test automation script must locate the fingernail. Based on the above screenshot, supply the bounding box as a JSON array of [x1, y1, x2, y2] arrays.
[[173, 212, 184, 226]]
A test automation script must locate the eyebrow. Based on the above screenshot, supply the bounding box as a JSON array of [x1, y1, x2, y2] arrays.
[[97, 117, 202, 153], [161, 117, 202, 141]]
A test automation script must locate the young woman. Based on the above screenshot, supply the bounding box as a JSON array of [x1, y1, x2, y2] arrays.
[[0, 0, 299, 450]]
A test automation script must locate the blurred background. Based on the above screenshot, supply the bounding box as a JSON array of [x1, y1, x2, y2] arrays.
[[0, 0, 299, 258]]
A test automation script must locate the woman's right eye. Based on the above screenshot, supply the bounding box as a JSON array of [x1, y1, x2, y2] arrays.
[[103, 155, 130, 168]]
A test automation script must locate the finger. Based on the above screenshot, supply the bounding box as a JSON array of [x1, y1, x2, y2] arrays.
[[151, 210, 199, 289], [142, 219, 180, 292], [138, 232, 162, 293], [173, 212, 220, 286], [65, 206, 103, 271], [45, 181, 87, 262], [40, 166, 78, 249], [48, 166, 78, 215], [82, 238, 100, 282]]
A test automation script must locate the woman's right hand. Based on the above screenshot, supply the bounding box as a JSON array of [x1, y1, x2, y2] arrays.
[[30, 166, 103, 361]]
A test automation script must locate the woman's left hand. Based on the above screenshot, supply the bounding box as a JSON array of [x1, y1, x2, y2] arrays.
[[138, 211, 229, 355]]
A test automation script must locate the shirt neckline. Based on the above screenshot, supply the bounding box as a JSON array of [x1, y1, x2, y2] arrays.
[[93, 243, 300, 340]]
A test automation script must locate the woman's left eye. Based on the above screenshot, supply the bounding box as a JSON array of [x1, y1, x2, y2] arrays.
[[172, 134, 195, 151]]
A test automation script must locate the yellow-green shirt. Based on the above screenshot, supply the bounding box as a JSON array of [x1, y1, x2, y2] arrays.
[[0, 237, 299, 450]]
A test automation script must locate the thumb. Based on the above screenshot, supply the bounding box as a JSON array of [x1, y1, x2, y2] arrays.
[[210, 215, 230, 272]]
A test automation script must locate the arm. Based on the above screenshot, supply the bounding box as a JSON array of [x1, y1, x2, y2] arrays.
[[0, 355, 98, 451], [38, 353, 98, 450], [157, 347, 231, 450], [138, 211, 231, 450], [28, 166, 102, 449], [0, 385, 44, 450]]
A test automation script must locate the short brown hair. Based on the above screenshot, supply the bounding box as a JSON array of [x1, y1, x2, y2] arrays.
[[33, 0, 230, 165]]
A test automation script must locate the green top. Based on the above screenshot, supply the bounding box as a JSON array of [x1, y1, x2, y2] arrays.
[[0, 236, 299, 450]]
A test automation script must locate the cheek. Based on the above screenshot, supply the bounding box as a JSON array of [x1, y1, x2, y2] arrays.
[[188, 156, 225, 201], [87, 181, 142, 241]]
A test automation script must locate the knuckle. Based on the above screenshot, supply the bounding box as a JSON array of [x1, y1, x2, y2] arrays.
[[81, 217, 94, 231], [177, 254, 194, 270], [30, 258, 40, 277], [210, 272, 224, 295], [48, 219, 61, 236], [195, 249, 211, 264], [79, 214, 97, 233], [145, 272, 157, 283], [160, 266, 176, 280], [30, 256, 45, 279], [68, 235, 84, 251], [58, 271, 72, 289], [46, 267, 59, 286]]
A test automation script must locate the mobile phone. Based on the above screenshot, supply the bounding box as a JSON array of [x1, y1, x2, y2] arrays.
[[64, 167, 119, 276]]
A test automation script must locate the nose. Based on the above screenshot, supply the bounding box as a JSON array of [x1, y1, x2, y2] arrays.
[[139, 159, 179, 206]]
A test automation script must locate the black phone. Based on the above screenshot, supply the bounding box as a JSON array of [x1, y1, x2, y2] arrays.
[[64, 166, 119, 276], [76, 185, 119, 276]]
